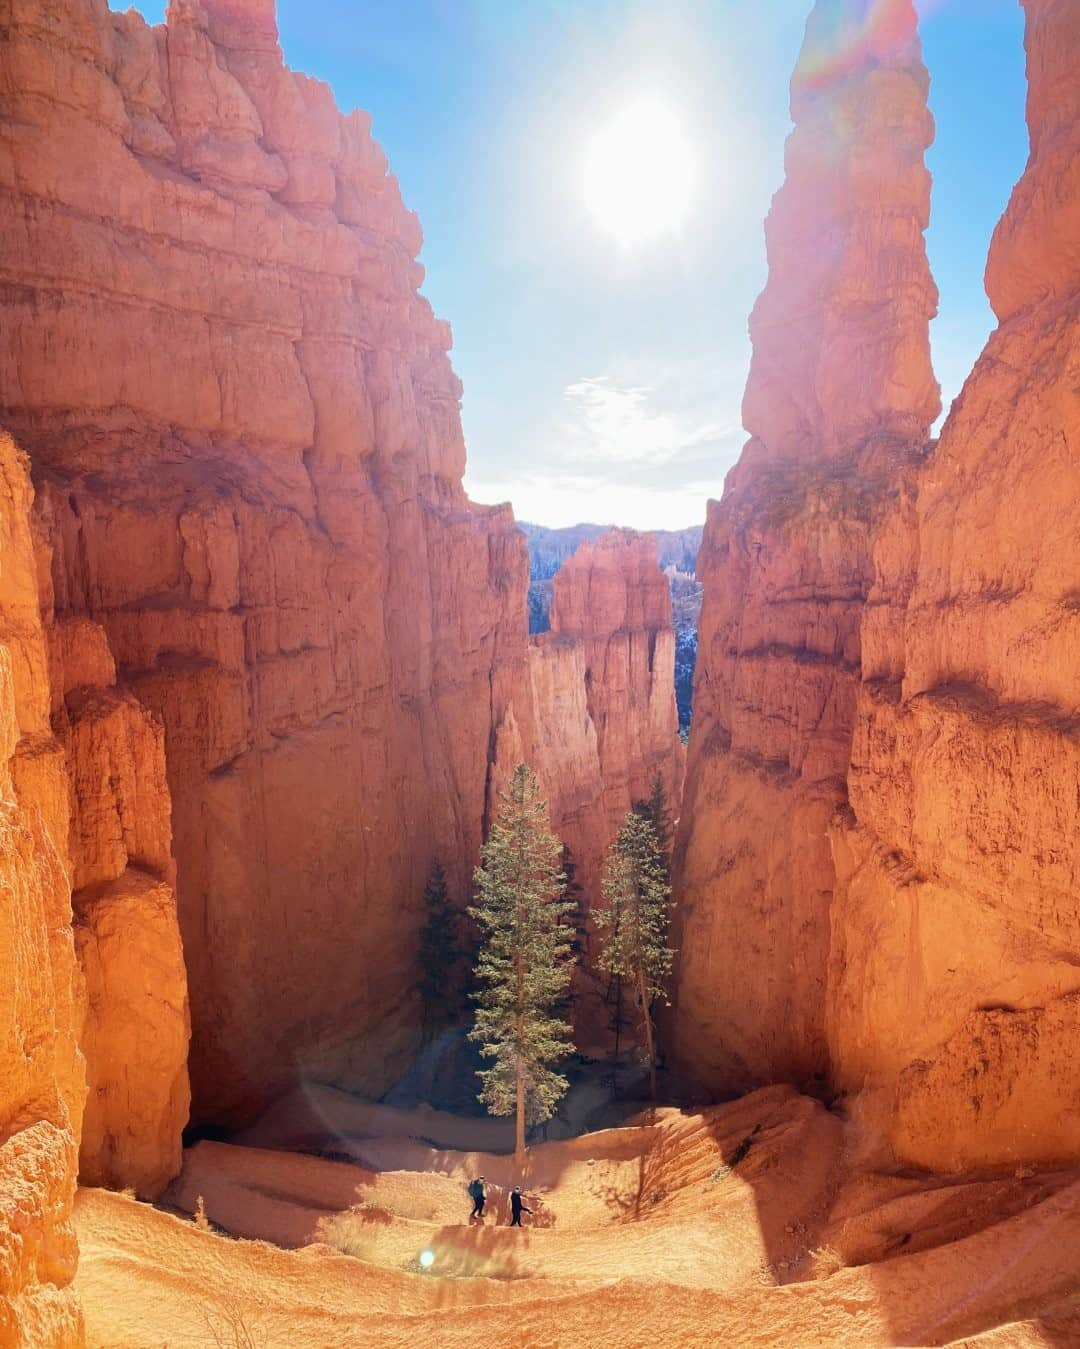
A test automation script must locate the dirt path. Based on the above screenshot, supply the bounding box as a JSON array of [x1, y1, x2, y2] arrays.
[[75, 1086, 1080, 1347]]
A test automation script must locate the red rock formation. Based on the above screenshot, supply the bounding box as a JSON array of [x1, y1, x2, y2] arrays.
[[830, 0, 1080, 1170], [74, 871, 190, 1200], [494, 530, 684, 1044], [0, 434, 83, 1348], [37, 573, 193, 1197], [548, 531, 683, 841], [0, 0, 527, 1129], [670, 0, 939, 1095]]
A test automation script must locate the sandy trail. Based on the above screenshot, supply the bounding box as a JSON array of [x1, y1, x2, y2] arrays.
[[75, 1086, 1080, 1347]]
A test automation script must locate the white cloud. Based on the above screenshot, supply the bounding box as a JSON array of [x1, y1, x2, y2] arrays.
[[464, 361, 747, 530], [551, 375, 737, 468], [466, 469, 724, 532]]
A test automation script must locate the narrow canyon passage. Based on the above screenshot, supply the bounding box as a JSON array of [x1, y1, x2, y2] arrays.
[[2, 0, 1080, 1345]]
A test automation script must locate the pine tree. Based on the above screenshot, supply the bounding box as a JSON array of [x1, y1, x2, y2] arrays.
[[634, 771, 673, 869], [418, 861, 461, 1040], [559, 844, 589, 973], [595, 810, 675, 1101], [468, 763, 576, 1161]]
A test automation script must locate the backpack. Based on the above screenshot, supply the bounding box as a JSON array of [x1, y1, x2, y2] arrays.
[[468, 1180, 482, 1199]]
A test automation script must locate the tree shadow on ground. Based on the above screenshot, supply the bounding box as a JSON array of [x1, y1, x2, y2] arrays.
[[596, 1116, 683, 1222]]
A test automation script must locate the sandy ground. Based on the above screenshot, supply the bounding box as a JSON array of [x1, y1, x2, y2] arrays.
[[74, 1086, 1080, 1348]]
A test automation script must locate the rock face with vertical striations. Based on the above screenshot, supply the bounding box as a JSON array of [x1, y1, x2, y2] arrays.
[[547, 530, 683, 842], [830, 0, 1080, 1170], [0, 435, 84, 1349], [0, 0, 529, 1131], [670, 0, 940, 1096]]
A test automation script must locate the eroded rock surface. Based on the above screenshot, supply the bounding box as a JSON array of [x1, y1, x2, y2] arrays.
[[74, 870, 190, 1200], [0, 435, 83, 1348], [670, 0, 939, 1095], [0, 0, 529, 1128], [830, 0, 1080, 1170]]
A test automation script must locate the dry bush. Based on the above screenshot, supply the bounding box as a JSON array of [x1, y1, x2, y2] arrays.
[[316, 1205, 387, 1263], [194, 1194, 210, 1232], [198, 1292, 277, 1348], [808, 1244, 845, 1279]]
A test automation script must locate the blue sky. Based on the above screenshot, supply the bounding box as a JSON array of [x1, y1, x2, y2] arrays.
[[116, 1, 1028, 529]]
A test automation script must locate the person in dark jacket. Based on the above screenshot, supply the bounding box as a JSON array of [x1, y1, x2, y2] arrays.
[[509, 1187, 532, 1227], [468, 1176, 486, 1220]]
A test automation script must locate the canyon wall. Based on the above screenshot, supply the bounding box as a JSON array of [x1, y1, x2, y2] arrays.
[[0, 436, 83, 1347], [494, 530, 684, 1044], [0, 0, 528, 1136], [0, 0, 680, 1162], [830, 0, 1080, 1170], [675, 0, 1080, 1173], [670, 0, 940, 1095]]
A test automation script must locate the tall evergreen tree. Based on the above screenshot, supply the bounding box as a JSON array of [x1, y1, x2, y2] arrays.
[[418, 861, 462, 1039], [634, 771, 673, 868], [601, 966, 627, 1099], [595, 810, 675, 1101], [469, 763, 576, 1161]]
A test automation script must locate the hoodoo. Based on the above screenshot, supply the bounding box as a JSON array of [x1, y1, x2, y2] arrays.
[[830, 0, 1080, 1170], [670, 0, 940, 1095]]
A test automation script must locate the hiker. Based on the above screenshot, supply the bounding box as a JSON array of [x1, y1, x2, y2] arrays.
[[467, 1175, 486, 1220], [509, 1187, 532, 1227]]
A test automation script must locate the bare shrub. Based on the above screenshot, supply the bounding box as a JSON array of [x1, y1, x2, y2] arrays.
[[198, 1293, 276, 1348], [808, 1244, 845, 1279]]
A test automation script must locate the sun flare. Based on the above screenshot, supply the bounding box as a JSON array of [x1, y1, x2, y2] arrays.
[[581, 98, 697, 249]]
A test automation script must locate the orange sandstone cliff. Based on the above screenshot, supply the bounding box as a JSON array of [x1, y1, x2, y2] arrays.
[[675, 0, 1080, 1176], [830, 0, 1080, 1170], [0, 0, 528, 1135], [670, 0, 940, 1095], [0, 0, 681, 1168], [0, 436, 83, 1347]]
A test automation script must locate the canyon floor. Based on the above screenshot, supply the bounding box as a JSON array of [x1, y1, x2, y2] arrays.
[[72, 1084, 1080, 1348]]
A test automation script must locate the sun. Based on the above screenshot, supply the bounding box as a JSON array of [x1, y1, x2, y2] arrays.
[[581, 97, 697, 249]]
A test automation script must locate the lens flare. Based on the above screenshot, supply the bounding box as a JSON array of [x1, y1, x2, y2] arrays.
[[796, 0, 919, 92], [419, 1249, 435, 1269]]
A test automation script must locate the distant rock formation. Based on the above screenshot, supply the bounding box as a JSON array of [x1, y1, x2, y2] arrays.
[[521, 522, 702, 582], [522, 522, 703, 729], [671, 0, 940, 1096]]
